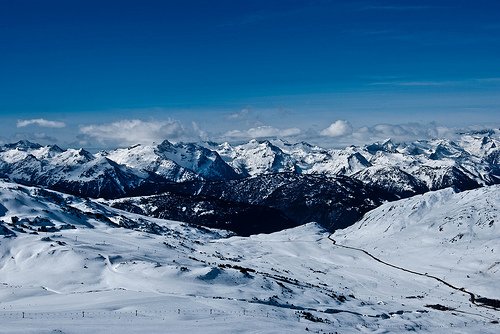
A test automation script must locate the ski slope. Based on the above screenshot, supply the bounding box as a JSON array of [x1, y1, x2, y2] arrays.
[[0, 181, 499, 332]]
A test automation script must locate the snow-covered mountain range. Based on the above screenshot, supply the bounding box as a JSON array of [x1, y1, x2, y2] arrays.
[[2, 130, 498, 194], [0, 130, 499, 332], [209, 132, 498, 193], [0, 130, 498, 234]]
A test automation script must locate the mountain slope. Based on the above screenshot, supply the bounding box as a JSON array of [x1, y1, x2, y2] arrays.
[[214, 139, 297, 176], [155, 140, 240, 180], [112, 173, 392, 233], [0, 181, 499, 333], [333, 184, 500, 301], [103, 144, 199, 182], [352, 165, 429, 198], [0, 143, 150, 198]]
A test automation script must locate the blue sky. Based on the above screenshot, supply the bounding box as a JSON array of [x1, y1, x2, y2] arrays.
[[1, 0, 499, 148]]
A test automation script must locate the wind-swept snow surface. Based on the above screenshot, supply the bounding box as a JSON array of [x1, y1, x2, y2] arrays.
[[0, 181, 499, 333]]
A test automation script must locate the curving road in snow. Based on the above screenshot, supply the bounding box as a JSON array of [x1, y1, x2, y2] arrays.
[[327, 234, 500, 313]]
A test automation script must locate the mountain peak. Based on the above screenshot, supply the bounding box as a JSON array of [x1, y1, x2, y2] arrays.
[[4, 140, 43, 151], [365, 139, 397, 154], [48, 144, 64, 153], [78, 148, 94, 159], [157, 139, 174, 150]]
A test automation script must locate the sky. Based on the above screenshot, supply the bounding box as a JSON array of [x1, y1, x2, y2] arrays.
[[1, 0, 499, 149]]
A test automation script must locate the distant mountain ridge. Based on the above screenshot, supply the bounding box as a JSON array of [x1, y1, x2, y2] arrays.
[[0, 129, 498, 234], [2, 130, 498, 195]]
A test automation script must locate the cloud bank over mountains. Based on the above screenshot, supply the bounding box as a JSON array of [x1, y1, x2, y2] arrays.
[[224, 126, 302, 140], [79, 119, 207, 146], [320, 120, 353, 137], [17, 118, 66, 128], [66, 117, 492, 149], [7, 112, 497, 149]]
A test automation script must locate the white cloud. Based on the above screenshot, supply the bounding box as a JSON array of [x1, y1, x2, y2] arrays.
[[320, 120, 353, 137], [350, 123, 457, 144], [191, 121, 208, 140], [221, 122, 461, 148], [224, 126, 301, 139], [227, 108, 251, 120], [80, 119, 204, 145], [17, 118, 66, 128], [310, 121, 472, 148]]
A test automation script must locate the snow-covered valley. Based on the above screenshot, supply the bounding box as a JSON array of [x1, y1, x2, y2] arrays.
[[0, 179, 499, 333]]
